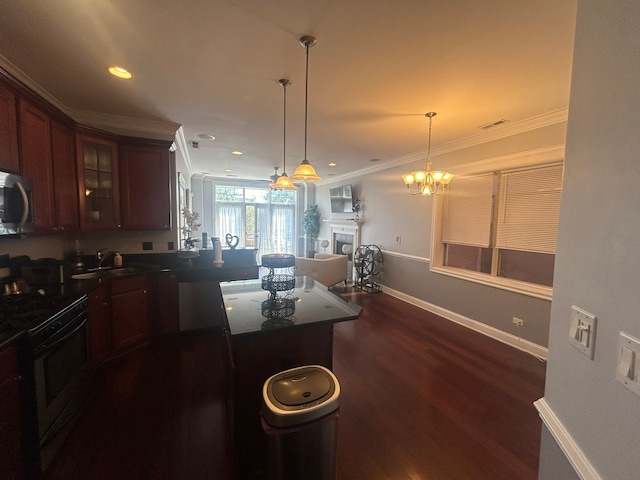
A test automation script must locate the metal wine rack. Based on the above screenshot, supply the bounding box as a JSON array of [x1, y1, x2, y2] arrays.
[[353, 244, 383, 293]]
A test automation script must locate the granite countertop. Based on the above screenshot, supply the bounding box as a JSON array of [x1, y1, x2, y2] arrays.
[[221, 276, 362, 337]]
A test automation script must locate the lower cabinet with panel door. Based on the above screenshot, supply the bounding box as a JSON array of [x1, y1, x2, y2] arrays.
[[89, 283, 112, 363], [110, 276, 150, 351], [0, 341, 22, 480]]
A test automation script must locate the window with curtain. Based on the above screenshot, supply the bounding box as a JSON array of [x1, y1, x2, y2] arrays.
[[214, 186, 296, 259], [437, 163, 563, 289]]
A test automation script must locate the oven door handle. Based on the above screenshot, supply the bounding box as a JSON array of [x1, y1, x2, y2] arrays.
[[34, 317, 88, 358]]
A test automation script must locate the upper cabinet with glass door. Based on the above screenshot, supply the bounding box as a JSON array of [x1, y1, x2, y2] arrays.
[[76, 131, 121, 230]]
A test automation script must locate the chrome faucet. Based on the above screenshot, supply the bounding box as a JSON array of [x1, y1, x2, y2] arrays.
[[96, 248, 120, 268]]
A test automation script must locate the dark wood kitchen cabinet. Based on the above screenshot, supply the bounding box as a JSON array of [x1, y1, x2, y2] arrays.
[[119, 141, 173, 230], [19, 101, 79, 233], [89, 283, 112, 363], [50, 120, 79, 232], [0, 342, 22, 480], [152, 271, 179, 335], [76, 131, 121, 230], [111, 276, 150, 351], [18, 99, 55, 232], [0, 83, 20, 173]]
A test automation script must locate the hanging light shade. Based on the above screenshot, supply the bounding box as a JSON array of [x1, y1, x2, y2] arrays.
[[290, 35, 321, 182], [270, 79, 297, 190], [401, 112, 454, 195]]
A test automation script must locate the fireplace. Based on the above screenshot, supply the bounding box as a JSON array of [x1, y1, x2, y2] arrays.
[[334, 233, 354, 260], [330, 221, 361, 281]]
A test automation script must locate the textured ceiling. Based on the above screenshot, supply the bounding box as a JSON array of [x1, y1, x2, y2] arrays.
[[0, 0, 577, 181]]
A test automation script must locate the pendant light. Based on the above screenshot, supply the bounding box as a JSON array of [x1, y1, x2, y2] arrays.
[[401, 112, 454, 195], [270, 79, 297, 190], [290, 35, 321, 182]]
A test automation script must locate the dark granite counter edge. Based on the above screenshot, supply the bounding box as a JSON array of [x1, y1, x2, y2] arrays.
[[0, 329, 25, 351]]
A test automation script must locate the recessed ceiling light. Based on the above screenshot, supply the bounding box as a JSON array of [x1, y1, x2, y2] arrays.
[[224, 169, 232, 173], [328, 163, 337, 167], [198, 134, 215, 140], [107, 66, 133, 79], [232, 151, 243, 155]]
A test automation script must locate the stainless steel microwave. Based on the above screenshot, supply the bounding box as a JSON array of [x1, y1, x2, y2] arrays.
[[0, 171, 34, 235]]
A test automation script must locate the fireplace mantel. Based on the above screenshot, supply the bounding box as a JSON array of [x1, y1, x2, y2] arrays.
[[323, 219, 363, 226]]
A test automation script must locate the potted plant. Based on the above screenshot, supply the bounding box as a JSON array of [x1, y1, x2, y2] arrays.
[[180, 207, 201, 250], [303, 204, 321, 258]]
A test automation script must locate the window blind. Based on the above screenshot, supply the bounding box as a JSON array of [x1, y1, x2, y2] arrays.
[[442, 173, 494, 247], [496, 164, 563, 254]]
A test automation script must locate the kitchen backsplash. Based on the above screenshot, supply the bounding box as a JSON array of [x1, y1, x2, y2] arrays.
[[1, 230, 178, 262]]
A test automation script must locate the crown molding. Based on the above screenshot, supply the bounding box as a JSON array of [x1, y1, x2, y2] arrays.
[[452, 144, 565, 177], [319, 108, 569, 186], [174, 127, 194, 177], [0, 54, 180, 141], [0, 54, 67, 112], [67, 108, 180, 141]]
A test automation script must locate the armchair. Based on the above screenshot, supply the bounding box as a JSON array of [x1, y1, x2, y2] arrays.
[[294, 253, 348, 287]]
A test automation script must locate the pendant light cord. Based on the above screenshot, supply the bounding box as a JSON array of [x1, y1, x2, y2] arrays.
[[427, 115, 432, 165], [304, 42, 309, 161], [283, 81, 287, 172]]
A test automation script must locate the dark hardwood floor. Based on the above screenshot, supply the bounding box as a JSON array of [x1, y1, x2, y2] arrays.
[[43, 288, 545, 480]]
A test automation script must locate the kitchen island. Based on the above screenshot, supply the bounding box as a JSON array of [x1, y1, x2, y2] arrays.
[[221, 276, 362, 479]]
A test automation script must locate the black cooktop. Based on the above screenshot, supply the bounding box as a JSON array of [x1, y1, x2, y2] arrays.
[[0, 289, 82, 334]]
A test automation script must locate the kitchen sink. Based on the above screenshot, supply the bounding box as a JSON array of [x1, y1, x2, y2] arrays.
[[108, 267, 138, 276], [71, 266, 139, 280], [71, 272, 101, 280]]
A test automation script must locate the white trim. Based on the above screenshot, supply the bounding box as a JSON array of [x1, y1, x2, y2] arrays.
[[317, 111, 568, 187], [379, 250, 430, 264], [452, 144, 565, 177], [380, 284, 548, 360], [0, 54, 67, 112], [534, 398, 603, 480], [330, 223, 360, 254], [0, 54, 180, 141], [322, 219, 363, 226], [429, 265, 554, 301], [68, 108, 180, 141], [174, 127, 194, 177]]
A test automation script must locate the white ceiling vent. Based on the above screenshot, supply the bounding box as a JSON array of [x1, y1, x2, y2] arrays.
[[479, 119, 509, 130], [190, 140, 200, 149]]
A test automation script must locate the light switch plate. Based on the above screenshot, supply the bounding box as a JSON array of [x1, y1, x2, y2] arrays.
[[617, 332, 640, 398], [568, 305, 597, 359]]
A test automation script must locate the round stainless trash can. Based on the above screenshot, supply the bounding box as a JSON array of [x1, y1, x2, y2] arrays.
[[261, 365, 340, 480]]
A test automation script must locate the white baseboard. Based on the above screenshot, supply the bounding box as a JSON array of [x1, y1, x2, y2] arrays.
[[380, 284, 548, 360], [534, 398, 602, 480]]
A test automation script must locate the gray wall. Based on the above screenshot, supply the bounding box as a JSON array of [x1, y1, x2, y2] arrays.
[[539, 1, 640, 478], [314, 122, 567, 349]]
